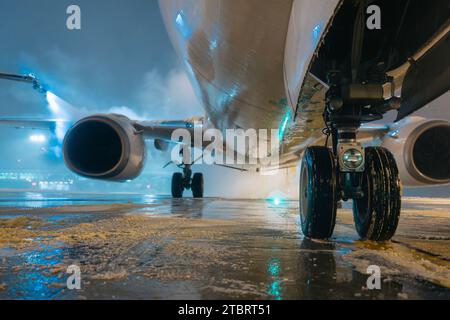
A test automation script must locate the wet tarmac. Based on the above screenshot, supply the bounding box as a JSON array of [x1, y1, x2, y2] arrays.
[[0, 191, 449, 300]]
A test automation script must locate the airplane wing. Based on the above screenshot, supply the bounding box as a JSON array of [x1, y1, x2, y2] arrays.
[[0, 116, 201, 144], [0, 117, 71, 130], [134, 119, 198, 143]]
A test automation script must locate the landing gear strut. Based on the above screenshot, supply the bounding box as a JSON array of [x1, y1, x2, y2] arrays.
[[171, 164, 204, 198], [299, 72, 402, 241]]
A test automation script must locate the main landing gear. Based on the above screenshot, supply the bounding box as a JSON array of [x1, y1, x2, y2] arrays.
[[299, 72, 402, 241], [171, 164, 204, 198]]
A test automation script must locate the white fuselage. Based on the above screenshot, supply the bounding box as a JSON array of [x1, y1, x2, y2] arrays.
[[158, 0, 340, 137]]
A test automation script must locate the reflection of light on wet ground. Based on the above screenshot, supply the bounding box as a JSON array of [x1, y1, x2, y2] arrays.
[[24, 192, 44, 201], [0, 247, 16, 257], [142, 195, 156, 204], [0, 191, 162, 208], [8, 244, 66, 299], [0, 193, 449, 299], [46, 214, 91, 222], [0, 215, 26, 220], [267, 258, 282, 300]]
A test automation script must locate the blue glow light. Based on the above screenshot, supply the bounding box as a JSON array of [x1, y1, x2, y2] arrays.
[[268, 259, 281, 277], [15, 244, 65, 299], [175, 11, 192, 39], [279, 111, 291, 141], [210, 39, 218, 51], [267, 258, 282, 300], [269, 197, 283, 206], [312, 24, 322, 43], [29, 134, 47, 143], [268, 282, 282, 300], [267, 190, 287, 207]]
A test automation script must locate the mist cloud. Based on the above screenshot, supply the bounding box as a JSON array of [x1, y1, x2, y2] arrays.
[[134, 68, 204, 120], [98, 68, 204, 121]]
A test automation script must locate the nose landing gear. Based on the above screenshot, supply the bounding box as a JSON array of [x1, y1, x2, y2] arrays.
[[353, 147, 401, 241], [299, 74, 402, 241], [299, 146, 338, 239], [191, 172, 204, 198], [171, 164, 204, 198]]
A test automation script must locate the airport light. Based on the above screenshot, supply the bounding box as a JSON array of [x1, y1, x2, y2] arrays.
[[268, 196, 284, 206], [29, 134, 47, 143]]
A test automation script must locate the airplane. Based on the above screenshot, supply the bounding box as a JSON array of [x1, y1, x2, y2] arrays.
[[0, 0, 449, 242]]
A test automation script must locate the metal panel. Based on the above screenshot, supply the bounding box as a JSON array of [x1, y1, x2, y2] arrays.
[[283, 0, 340, 111], [159, 0, 294, 134], [158, 0, 340, 169]]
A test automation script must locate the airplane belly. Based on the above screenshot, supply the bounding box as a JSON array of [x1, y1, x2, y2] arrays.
[[158, 0, 294, 134], [284, 0, 341, 109]]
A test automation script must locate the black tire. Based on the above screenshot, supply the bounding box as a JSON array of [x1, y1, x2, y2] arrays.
[[299, 146, 337, 239], [353, 147, 401, 241], [171, 172, 184, 198], [192, 173, 204, 198]]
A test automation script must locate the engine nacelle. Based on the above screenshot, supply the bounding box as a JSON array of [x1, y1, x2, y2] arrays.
[[63, 114, 146, 181], [381, 116, 450, 186]]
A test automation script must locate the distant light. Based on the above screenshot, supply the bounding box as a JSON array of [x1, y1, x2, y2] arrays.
[[29, 134, 47, 143], [273, 198, 281, 206]]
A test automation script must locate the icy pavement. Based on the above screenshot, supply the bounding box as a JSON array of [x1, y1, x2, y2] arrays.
[[0, 192, 448, 300]]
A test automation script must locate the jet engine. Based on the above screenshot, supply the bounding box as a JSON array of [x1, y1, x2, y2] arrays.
[[63, 114, 146, 181], [381, 117, 450, 186]]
